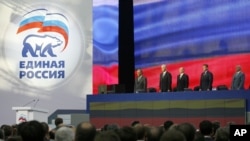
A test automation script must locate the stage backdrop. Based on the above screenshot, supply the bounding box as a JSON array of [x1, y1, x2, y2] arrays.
[[0, 0, 92, 125], [93, 0, 119, 94], [134, 0, 250, 91]]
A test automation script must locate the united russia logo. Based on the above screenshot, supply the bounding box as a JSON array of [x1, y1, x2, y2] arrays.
[[3, 6, 84, 89], [17, 8, 69, 57]]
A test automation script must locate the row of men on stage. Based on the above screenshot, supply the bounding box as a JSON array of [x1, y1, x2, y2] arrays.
[[134, 64, 245, 93]]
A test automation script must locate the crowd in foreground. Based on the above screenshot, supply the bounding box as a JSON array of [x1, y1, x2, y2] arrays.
[[0, 118, 239, 141]]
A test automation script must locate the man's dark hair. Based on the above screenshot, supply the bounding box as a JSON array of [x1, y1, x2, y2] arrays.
[[116, 126, 137, 141], [163, 120, 174, 131], [131, 121, 140, 127], [54, 117, 63, 127], [107, 124, 119, 131], [176, 122, 196, 141], [49, 130, 55, 140], [17, 120, 45, 141], [199, 120, 213, 136], [102, 124, 109, 131], [75, 122, 96, 141], [94, 131, 120, 141]]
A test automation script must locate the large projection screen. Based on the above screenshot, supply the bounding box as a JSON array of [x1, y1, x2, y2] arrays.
[[134, 0, 250, 91]]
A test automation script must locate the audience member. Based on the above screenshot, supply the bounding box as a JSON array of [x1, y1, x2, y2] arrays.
[[160, 129, 186, 141], [0, 129, 4, 141], [147, 126, 164, 141], [116, 126, 136, 141], [1, 124, 13, 140], [49, 117, 64, 140], [214, 127, 229, 141], [199, 120, 214, 141], [133, 124, 147, 141], [11, 124, 18, 136], [75, 122, 96, 141], [163, 120, 174, 131], [131, 121, 140, 127], [6, 136, 23, 141], [211, 121, 220, 139], [41, 122, 50, 141], [101, 124, 109, 131], [94, 131, 120, 141], [17, 120, 45, 141], [194, 131, 205, 141], [176, 122, 196, 141], [54, 117, 64, 129], [49, 130, 55, 141], [55, 126, 74, 141], [106, 124, 120, 132]]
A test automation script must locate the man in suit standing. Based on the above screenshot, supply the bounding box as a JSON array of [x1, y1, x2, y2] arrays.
[[177, 67, 189, 91], [231, 65, 245, 90], [200, 64, 213, 91], [134, 69, 147, 93], [159, 64, 172, 92]]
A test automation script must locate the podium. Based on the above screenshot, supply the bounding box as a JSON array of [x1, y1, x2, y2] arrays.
[[12, 107, 49, 124]]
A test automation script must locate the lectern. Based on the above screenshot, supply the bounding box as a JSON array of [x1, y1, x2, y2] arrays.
[[12, 107, 49, 124]]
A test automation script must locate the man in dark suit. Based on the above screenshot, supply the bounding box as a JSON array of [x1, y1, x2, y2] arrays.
[[200, 64, 213, 91], [177, 67, 189, 91], [134, 69, 147, 93], [231, 65, 245, 90], [159, 64, 172, 92]]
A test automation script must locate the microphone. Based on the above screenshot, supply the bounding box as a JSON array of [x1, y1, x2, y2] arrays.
[[22, 99, 36, 106], [33, 99, 39, 107]]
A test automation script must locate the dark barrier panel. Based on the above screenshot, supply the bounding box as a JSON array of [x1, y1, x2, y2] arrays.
[[87, 90, 250, 128]]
